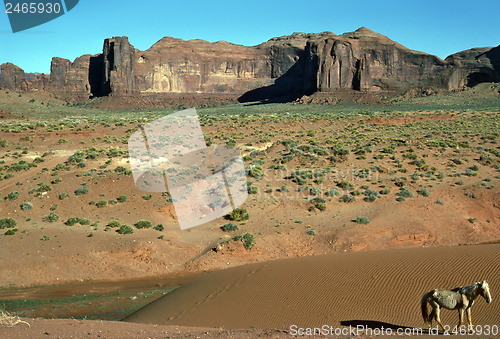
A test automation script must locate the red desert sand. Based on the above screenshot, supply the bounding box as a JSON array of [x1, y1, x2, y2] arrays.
[[2, 243, 498, 338]]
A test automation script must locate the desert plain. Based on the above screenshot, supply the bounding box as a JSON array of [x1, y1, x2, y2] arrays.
[[0, 83, 499, 338]]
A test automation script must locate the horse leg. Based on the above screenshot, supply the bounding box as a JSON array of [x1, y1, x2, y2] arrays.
[[466, 307, 472, 326], [458, 308, 464, 327], [435, 306, 446, 332]]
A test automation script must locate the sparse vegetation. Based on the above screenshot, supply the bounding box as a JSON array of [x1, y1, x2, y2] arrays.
[[134, 220, 153, 229], [117, 225, 134, 234], [228, 208, 249, 221], [355, 216, 370, 224], [43, 212, 59, 223], [221, 223, 238, 232]]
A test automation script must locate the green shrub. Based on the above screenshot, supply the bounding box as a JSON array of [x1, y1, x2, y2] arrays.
[[43, 212, 59, 223], [379, 188, 391, 195], [397, 189, 413, 198], [243, 233, 254, 250], [153, 224, 164, 231], [20, 202, 33, 210], [142, 194, 153, 201], [65, 217, 81, 226], [117, 195, 128, 203], [455, 180, 465, 185], [59, 192, 70, 200], [4, 228, 18, 235], [325, 189, 340, 197], [247, 185, 259, 194], [5, 191, 20, 201], [51, 177, 62, 185], [417, 188, 430, 197], [117, 225, 134, 234], [79, 218, 90, 225], [228, 208, 249, 221], [221, 223, 238, 232], [307, 229, 316, 236], [0, 138, 9, 148], [0, 218, 17, 229], [96, 200, 108, 208], [339, 195, 355, 203], [134, 220, 153, 229], [363, 195, 377, 202], [355, 216, 370, 224], [74, 186, 89, 195], [108, 220, 122, 228]]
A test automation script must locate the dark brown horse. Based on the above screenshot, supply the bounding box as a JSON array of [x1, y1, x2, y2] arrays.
[[421, 280, 492, 331]]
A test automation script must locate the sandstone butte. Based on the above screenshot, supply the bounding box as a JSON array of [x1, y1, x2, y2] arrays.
[[1, 27, 499, 102]]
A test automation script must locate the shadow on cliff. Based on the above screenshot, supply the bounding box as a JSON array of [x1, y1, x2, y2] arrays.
[[238, 57, 316, 104], [485, 45, 500, 82]]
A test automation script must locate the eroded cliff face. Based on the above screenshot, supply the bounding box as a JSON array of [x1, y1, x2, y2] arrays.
[[134, 37, 270, 94], [0, 62, 26, 90], [309, 27, 453, 92], [1, 28, 499, 101], [445, 46, 500, 90], [102, 37, 136, 95], [49, 55, 92, 96]]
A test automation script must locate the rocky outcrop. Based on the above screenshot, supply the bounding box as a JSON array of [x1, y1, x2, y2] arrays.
[[445, 46, 500, 90], [307, 27, 456, 93], [49, 55, 92, 97], [0, 62, 27, 90], [1, 29, 499, 101], [102, 37, 136, 95]]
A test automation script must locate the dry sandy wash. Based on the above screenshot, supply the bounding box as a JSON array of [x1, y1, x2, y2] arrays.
[[1, 243, 499, 337], [123, 244, 499, 330]]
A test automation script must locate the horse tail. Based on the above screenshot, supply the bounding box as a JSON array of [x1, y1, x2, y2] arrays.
[[421, 292, 430, 323]]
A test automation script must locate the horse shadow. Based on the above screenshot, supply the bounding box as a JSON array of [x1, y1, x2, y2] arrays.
[[340, 320, 444, 336]]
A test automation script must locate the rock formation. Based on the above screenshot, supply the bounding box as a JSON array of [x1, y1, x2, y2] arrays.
[[49, 55, 92, 97], [0, 62, 27, 90], [1, 28, 499, 102]]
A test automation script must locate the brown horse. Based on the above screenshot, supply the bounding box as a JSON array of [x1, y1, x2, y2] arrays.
[[421, 280, 492, 331]]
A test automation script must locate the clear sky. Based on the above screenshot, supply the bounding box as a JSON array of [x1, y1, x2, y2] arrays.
[[1, 0, 499, 74]]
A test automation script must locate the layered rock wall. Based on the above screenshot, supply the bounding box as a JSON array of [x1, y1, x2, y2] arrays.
[[1, 29, 499, 101]]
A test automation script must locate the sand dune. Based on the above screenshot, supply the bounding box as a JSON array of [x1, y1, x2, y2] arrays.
[[123, 244, 500, 332]]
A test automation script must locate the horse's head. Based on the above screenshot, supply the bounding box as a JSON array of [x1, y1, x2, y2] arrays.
[[478, 280, 492, 303]]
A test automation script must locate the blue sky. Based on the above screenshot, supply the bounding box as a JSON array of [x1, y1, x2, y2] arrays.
[[1, 0, 499, 74]]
